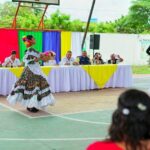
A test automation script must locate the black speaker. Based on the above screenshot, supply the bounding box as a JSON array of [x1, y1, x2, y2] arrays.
[[90, 34, 100, 49]]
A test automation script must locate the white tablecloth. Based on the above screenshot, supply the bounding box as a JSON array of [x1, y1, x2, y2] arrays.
[[0, 65, 132, 96]]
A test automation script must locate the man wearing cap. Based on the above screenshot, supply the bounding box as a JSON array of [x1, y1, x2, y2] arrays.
[[2, 50, 21, 67]]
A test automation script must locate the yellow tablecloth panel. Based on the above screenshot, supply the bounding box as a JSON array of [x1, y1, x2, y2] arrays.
[[82, 65, 118, 88], [7, 66, 53, 78], [6, 65, 118, 89]]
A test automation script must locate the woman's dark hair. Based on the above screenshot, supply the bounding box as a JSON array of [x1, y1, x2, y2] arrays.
[[11, 50, 16, 55], [22, 35, 34, 42], [94, 52, 101, 60], [109, 89, 150, 150], [26, 35, 34, 40]]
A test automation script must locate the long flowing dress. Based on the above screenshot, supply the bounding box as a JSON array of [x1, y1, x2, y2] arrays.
[[7, 47, 55, 109]]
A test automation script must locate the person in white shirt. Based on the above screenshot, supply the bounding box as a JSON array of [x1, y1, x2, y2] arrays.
[[60, 50, 77, 65], [2, 50, 21, 67], [43, 51, 57, 66]]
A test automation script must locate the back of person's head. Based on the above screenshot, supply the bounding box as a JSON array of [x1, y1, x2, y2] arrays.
[[109, 89, 150, 150]]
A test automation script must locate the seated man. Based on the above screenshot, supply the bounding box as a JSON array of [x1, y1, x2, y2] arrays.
[[79, 51, 91, 65], [108, 53, 123, 64], [2, 50, 21, 67], [60, 50, 77, 65]]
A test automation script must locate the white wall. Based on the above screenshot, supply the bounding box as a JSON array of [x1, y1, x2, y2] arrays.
[[100, 34, 140, 65], [75, 33, 150, 65]]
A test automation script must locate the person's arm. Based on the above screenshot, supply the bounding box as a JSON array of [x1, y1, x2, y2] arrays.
[[2, 58, 11, 67], [16, 59, 22, 67], [117, 55, 123, 63], [79, 57, 82, 65], [70, 57, 76, 65], [60, 58, 67, 65], [23, 53, 34, 65], [87, 57, 91, 64]]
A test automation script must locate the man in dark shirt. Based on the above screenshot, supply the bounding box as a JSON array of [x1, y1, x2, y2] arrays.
[[146, 46, 150, 65], [146, 46, 150, 55], [79, 51, 91, 65]]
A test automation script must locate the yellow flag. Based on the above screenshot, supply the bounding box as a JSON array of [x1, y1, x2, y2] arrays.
[[82, 65, 118, 88], [8, 66, 53, 78]]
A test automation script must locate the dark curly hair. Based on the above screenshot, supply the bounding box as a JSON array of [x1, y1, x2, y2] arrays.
[[22, 35, 34, 42], [109, 89, 150, 150]]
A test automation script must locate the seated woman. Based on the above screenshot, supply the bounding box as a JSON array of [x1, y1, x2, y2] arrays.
[[43, 51, 57, 66], [93, 52, 104, 64], [108, 53, 123, 64], [87, 89, 150, 150]]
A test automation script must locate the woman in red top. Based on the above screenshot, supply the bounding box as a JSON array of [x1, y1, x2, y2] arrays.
[[87, 89, 150, 150]]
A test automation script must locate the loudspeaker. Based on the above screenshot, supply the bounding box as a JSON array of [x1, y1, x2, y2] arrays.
[[90, 34, 100, 49]]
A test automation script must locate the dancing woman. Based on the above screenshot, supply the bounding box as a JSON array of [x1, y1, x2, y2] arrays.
[[7, 35, 55, 113]]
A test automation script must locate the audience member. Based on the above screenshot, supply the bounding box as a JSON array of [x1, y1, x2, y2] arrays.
[[93, 52, 105, 64], [146, 46, 150, 55], [60, 51, 77, 65], [79, 51, 91, 65], [2, 50, 21, 67], [108, 53, 123, 64], [87, 89, 150, 150], [43, 51, 57, 66]]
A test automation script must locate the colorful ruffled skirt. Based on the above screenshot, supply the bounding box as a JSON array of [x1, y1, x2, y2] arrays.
[[7, 66, 55, 109]]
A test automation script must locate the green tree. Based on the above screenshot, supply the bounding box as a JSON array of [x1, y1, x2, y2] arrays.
[[0, 0, 149, 33], [0, 2, 42, 29], [70, 19, 84, 32], [115, 0, 150, 33], [45, 10, 71, 30]]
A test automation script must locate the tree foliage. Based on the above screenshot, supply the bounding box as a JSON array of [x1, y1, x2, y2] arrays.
[[0, 0, 149, 33]]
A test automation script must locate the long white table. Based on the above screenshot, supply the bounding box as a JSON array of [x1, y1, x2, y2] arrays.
[[0, 65, 132, 96]]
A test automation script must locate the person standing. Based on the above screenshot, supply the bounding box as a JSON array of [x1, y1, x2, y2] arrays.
[[7, 35, 55, 113]]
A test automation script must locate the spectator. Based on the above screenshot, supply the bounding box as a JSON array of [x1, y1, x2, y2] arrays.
[[43, 51, 57, 66], [87, 89, 150, 150], [146, 46, 150, 55], [93, 52, 105, 64], [108, 54, 123, 64], [79, 51, 91, 65], [2, 50, 21, 67], [60, 51, 77, 65], [146, 46, 150, 65]]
